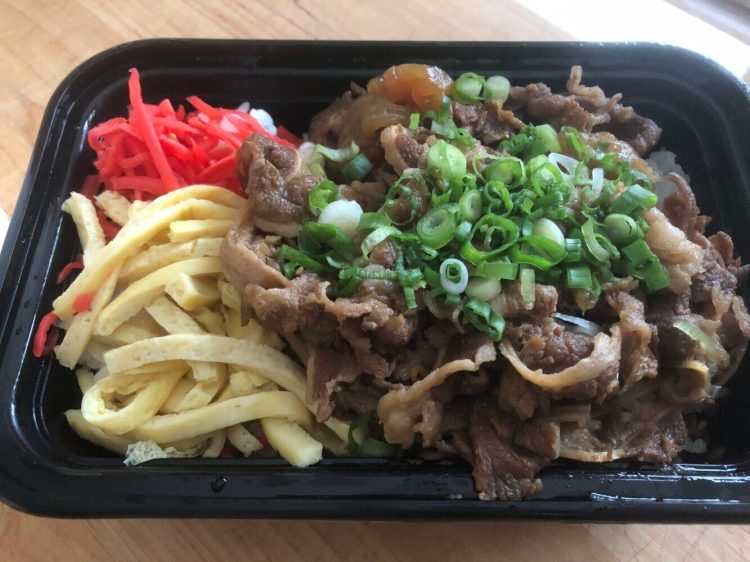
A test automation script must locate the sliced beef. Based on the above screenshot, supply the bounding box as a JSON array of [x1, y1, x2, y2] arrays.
[[307, 91, 355, 148], [236, 133, 319, 237], [378, 335, 496, 448], [452, 100, 523, 144], [510, 82, 602, 131], [380, 124, 428, 174], [645, 290, 691, 325], [606, 291, 658, 390], [308, 93, 411, 166], [500, 324, 621, 403], [244, 273, 337, 346], [340, 179, 387, 212], [715, 296, 750, 385], [490, 282, 558, 321], [601, 400, 688, 463], [619, 409, 687, 463], [221, 219, 288, 294], [332, 378, 384, 419], [497, 369, 548, 421], [691, 232, 748, 303], [643, 207, 704, 294], [661, 173, 700, 238], [510, 66, 661, 156], [508, 320, 594, 372], [468, 399, 558, 501], [307, 345, 363, 421], [710, 232, 749, 284], [368, 240, 397, 269]]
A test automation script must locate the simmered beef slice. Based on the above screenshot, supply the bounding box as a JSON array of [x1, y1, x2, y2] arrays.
[[307, 345, 364, 421], [452, 100, 524, 144], [600, 400, 688, 463], [509, 66, 661, 156], [245, 273, 337, 345], [497, 370, 548, 421], [606, 291, 658, 390], [506, 320, 594, 372], [469, 399, 558, 501], [661, 173, 701, 238], [222, 220, 288, 294], [691, 232, 749, 303], [378, 335, 496, 448], [308, 93, 411, 167], [236, 133, 319, 237], [380, 124, 428, 174], [490, 282, 558, 321], [503, 319, 620, 403]]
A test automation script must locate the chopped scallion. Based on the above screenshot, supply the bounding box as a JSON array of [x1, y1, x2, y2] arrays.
[[484, 75, 510, 103], [581, 219, 610, 262], [452, 72, 485, 104], [416, 207, 457, 249], [315, 140, 359, 162], [439, 258, 469, 295], [343, 154, 374, 182], [308, 179, 339, 216], [464, 297, 506, 341], [519, 267, 536, 310]]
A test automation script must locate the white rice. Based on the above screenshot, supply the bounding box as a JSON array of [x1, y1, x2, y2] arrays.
[[647, 148, 691, 201]]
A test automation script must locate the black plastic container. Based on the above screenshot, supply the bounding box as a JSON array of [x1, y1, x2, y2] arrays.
[[1, 40, 749, 520]]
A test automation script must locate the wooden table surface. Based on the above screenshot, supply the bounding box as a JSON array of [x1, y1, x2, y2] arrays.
[[2, 1, 750, 560]]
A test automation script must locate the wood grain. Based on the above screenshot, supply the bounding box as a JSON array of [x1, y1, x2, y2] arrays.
[[2, 1, 750, 560]]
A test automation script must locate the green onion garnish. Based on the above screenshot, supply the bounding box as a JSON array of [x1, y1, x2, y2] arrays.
[[519, 267, 536, 310], [460, 214, 519, 265], [534, 124, 561, 153], [484, 157, 526, 188], [308, 179, 339, 216], [465, 277, 502, 301], [280, 244, 326, 274], [672, 320, 720, 360], [481, 181, 513, 215], [427, 140, 467, 185], [609, 184, 658, 215], [621, 239, 655, 266], [621, 239, 670, 293], [581, 219, 610, 262], [484, 75, 510, 103], [458, 189, 483, 221], [560, 126, 591, 162], [452, 72, 485, 104], [416, 207, 457, 249], [474, 260, 519, 280], [361, 226, 398, 258], [455, 220, 473, 242], [408, 113, 420, 130], [566, 264, 593, 289], [464, 297, 506, 341], [531, 217, 565, 248], [358, 212, 392, 231], [603, 213, 642, 247], [315, 140, 360, 162], [343, 153, 374, 183], [563, 238, 582, 263], [510, 235, 566, 269], [439, 258, 469, 295]]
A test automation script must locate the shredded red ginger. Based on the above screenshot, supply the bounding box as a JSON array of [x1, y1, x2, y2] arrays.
[[33, 68, 304, 358], [87, 67, 301, 202]]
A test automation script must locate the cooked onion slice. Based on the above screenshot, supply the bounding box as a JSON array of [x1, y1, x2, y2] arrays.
[[552, 312, 600, 337], [499, 326, 621, 389]]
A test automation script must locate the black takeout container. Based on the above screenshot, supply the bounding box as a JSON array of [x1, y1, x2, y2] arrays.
[[1, 40, 750, 520]]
